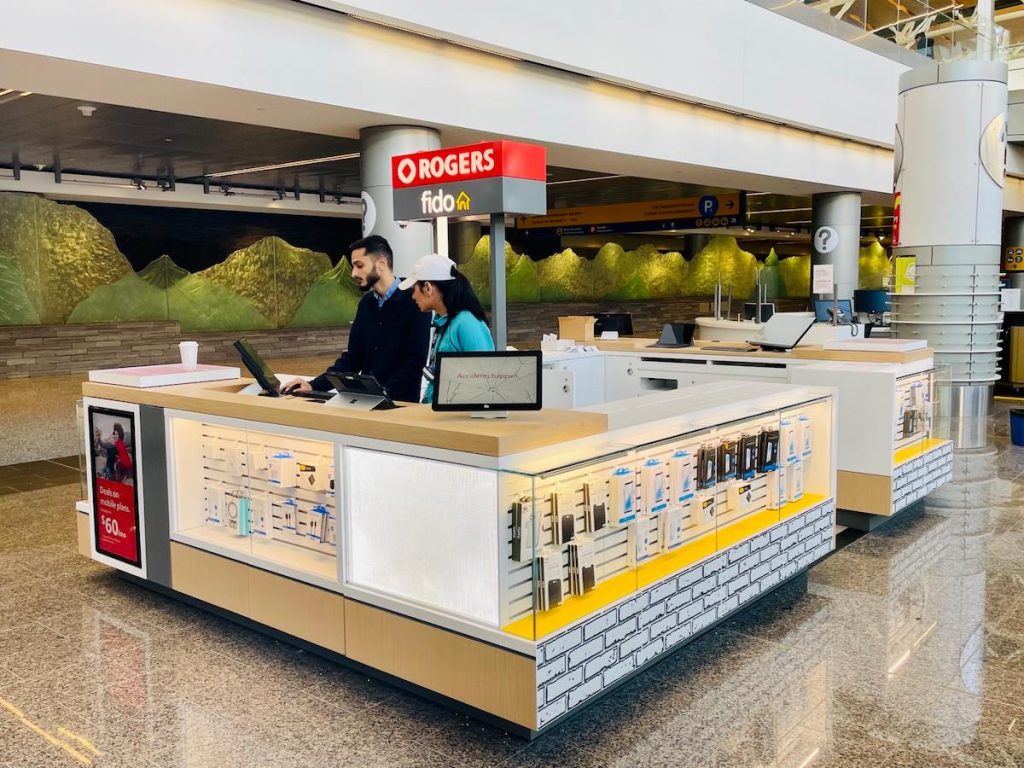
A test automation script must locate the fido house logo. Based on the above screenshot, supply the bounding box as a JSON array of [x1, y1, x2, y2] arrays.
[[391, 141, 547, 221]]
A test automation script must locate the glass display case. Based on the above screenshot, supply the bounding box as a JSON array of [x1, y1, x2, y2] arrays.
[[167, 415, 339, 589], [498, 393, 834, 642], [163, 387, 835, 649]]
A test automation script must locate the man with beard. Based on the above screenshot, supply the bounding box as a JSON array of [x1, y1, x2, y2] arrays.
[[283, 235, 430, 403]]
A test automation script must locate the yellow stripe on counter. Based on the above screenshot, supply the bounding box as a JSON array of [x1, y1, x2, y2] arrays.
[[636, 532, 717, 590], [502, 568, 642, 641], [779, 493, 829, 521], [502, 494, 833, 641], [893, 438, 950, 468], [716, 508, 780, 550]]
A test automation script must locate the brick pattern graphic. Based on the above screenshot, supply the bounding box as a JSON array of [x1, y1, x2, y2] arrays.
[[0, 322, 350, 379], [893, 443, 953, 513], [535, 499, 835, 729], [0, 297, 809, 379]]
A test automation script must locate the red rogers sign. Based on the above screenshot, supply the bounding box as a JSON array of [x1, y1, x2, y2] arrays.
[[391, 141, 546, 189]]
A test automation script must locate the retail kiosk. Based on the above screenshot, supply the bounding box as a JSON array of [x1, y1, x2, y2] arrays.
[[77, 377, 837, 736], [544, 338, 952, 530]]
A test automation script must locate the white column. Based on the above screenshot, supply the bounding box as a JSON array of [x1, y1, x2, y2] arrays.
[[811, 191, 861, 301], [360, 126, 441, 277], [892, 60, 1008, 448]]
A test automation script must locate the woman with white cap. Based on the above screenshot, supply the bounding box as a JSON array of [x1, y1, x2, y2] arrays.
[[399, 253, 495, 404]]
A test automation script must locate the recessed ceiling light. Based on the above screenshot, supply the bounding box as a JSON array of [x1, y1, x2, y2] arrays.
[[164, 138, 173, 143]]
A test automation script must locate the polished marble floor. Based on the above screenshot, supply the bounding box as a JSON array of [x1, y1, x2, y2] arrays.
[[2, 406, 1024, 767]]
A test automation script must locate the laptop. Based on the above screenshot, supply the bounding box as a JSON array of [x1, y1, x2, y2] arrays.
[[648, 322, 697, 349], [233, 338, 334, 401], [323, 371, 398, 411], [746, 314, 815, 352]]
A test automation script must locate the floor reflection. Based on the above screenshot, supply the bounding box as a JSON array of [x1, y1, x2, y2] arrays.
[[2, 417, 1024, 766]]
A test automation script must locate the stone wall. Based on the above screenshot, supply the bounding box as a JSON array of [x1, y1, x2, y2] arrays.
[[0, 296, 809, 379]]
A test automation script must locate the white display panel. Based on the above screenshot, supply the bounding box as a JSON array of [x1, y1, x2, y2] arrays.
[[344, 448, 500, 626]]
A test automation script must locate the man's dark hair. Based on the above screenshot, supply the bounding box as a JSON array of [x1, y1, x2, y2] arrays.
[[349, 235, 393, 269]]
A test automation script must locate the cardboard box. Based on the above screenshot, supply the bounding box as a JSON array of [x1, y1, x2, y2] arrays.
[[558, 315, 597, 341]]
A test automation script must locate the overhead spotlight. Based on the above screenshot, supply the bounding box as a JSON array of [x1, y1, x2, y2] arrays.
[[77, 105, 97, 117], [131, 178, 146, 191], [274, 188, 286, 201], [220, 183, 234, 196]]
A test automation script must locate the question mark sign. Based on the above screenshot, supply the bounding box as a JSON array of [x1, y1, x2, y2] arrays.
[[816, 226, 838, 254]]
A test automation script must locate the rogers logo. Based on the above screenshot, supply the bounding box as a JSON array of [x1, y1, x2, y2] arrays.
[[396, 158, 417, 185], [398, 147, 495, 186]]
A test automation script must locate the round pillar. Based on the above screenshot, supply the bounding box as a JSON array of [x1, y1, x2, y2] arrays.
[[810, 192, 861, 301], [449, 221, 483, 265], [685, 234, 710, 258], [360, 125, 441, 276], [891, 60, 1007, 448]]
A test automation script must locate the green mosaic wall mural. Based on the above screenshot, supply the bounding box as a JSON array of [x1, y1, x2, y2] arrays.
[[0, 192, 132, 324], [0, 192, 891, 329], [859, 238, 890, 290]]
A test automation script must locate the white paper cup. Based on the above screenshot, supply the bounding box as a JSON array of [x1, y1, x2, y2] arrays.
[[179, 341, 199, 370]]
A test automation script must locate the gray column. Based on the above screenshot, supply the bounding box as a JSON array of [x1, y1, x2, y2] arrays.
[[360, 126, 441, 277], [449, 221, 483, 265], [1004, 217, 1024, 292], [891, 60, 1007, 448], [810, 192, 861, 301], [685, 234, 710, 258]]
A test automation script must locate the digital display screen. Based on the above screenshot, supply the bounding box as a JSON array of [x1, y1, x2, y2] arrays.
[[432, 352, 542, 411]]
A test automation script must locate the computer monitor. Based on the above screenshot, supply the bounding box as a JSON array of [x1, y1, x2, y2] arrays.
[[432, 351, 542, 412], [593, 312, 634, 336], [742, 302, 776, 322], [813, 299, 854, 324], [853, 289, 890, 314], [234, 338, 281, 396]]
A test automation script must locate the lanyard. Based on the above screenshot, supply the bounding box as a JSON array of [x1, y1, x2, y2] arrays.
[[424, 316, 453, 382]]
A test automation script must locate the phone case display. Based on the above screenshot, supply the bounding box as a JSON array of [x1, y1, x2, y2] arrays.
[[668, 450, 695, 503], [500, 395, 834, 638], [609, 468, 636, 526], [781, 420, 798, 464], [895, 373, 931, 448], [171, 419, 338, 583], [639, 458, 668, 517], [717, 440, 738, 482]]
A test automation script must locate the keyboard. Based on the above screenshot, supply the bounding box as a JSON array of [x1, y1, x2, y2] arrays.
[[288, 390, 334, 402]]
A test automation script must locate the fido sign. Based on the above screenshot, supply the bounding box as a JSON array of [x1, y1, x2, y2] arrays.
[[391, 141, 547, 221]]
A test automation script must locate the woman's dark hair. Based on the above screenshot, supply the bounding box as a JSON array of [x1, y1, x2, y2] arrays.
[[420, 268, 487, 323], [113, 423, 125, 440]]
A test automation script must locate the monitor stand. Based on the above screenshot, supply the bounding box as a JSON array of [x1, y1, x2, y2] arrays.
[[326, 393, 387, 411], [470, 410, 510, 419]]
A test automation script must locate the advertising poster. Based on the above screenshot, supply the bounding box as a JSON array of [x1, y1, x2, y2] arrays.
[[89, 406, 142, 568], [894, 255, 917, 295]]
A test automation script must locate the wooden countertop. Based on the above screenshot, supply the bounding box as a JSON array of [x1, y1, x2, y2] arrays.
[[594, 338, 933, 364], [82, 379, 607, 458]]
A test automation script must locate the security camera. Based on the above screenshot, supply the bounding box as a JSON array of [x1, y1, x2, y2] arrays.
[[397, 220, 410, 229], [77, 105, 97, 117]]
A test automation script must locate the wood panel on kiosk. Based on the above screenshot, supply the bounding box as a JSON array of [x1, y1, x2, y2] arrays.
[[169, 543, 345, 654], [344, 599, 538, 730], [837, 470, 893, 515]]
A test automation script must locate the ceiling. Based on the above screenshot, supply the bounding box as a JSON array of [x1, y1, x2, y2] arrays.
[[0, 91, 893, 237]]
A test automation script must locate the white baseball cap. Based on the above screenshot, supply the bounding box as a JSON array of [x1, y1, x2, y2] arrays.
[[398, 253, 457, 290]]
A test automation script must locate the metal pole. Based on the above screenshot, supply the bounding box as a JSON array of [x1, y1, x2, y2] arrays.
[[755, 270, 763, 324], [489, 213, 507, 349]]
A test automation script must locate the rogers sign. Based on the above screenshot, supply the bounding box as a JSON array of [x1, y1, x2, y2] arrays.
[[395, 148, 495, 187], [391, 141, 546, 189]]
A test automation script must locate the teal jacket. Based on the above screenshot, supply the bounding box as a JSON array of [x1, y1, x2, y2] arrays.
[[423, 310, 495, 403]]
